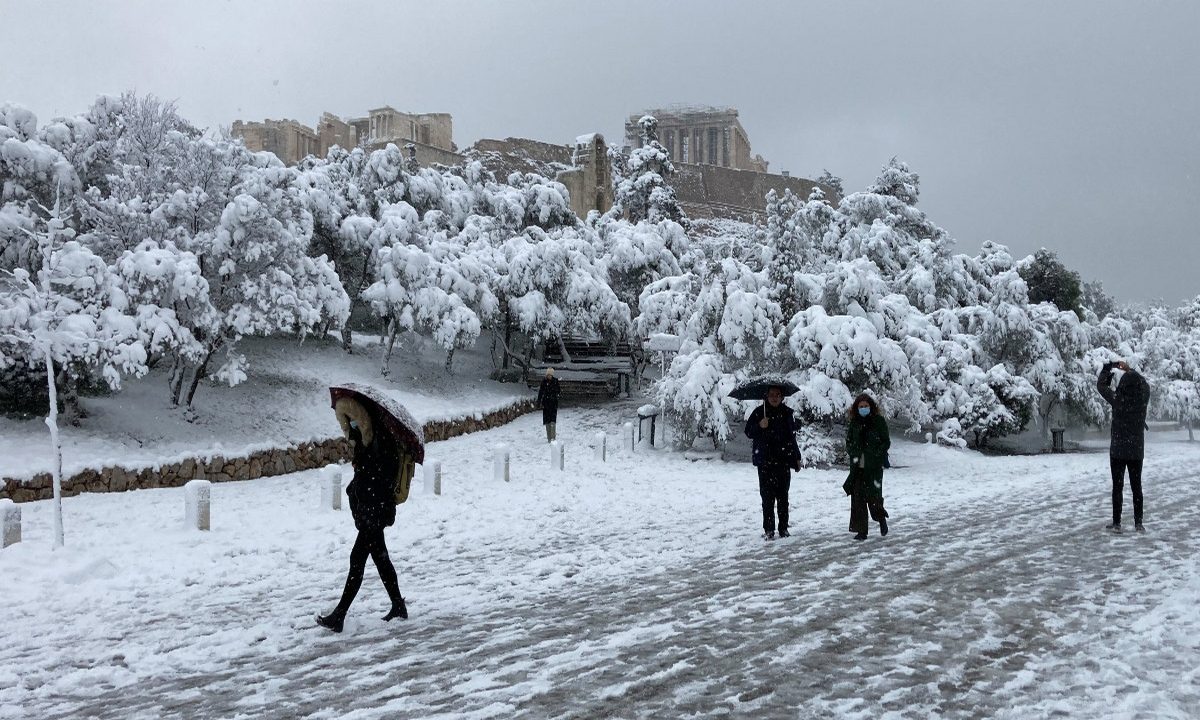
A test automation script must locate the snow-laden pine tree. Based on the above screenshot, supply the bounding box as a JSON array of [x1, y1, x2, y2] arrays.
[[609, 115, 684, 225]]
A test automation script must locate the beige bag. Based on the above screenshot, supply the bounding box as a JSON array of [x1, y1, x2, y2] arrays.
[[394, 452, 415, 505]]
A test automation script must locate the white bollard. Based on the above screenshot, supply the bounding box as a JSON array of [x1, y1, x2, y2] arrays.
[[184, 479, 212, 531], [321, 465, 343, 511], [594, 432, 607, 462], [493, 445, 510, 483], [424, 460, 442, 495], [624, 422, 635, 453], [1, 499, 20, 548], [550, 440, 565, 471]]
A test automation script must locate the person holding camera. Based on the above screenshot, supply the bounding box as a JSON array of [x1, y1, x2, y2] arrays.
[[1097, 360, 1151, 533]]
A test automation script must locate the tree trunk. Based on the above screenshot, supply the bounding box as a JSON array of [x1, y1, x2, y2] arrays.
[[445, 347, 455, 374], [168, 353, 187, 407], [42, 346, 64, 548], [185, 346, 217, 409], [57, 370, 83, 427], [502, 310, 512, 369], [1039, 398, 1056, 440], [380, 319, 398, 376], [341, 325, 353, 354]]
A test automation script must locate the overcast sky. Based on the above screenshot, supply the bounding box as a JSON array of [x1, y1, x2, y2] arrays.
[[3, 0, 1197, 304]]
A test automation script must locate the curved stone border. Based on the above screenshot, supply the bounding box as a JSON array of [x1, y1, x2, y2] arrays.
[[1, 398, 536, 503]]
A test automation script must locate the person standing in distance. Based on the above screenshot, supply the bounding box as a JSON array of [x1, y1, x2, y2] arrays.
[[537, 367, 561, 443], [744, 386, 803, 540], [1097, 359, 1151, 533]]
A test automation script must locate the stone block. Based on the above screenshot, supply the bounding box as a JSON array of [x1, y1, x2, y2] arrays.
[[1, 499, 20, 547], [185, 479, 211, 531]]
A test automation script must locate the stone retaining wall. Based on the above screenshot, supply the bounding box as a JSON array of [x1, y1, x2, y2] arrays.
[[1, 398, 536, 503]]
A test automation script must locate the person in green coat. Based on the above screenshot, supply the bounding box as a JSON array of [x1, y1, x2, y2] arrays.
[[844, 393, 891, 541]]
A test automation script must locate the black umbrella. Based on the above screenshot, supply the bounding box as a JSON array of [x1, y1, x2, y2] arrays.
[[728, 375, 801, 401], [329, 383, 425, 464]]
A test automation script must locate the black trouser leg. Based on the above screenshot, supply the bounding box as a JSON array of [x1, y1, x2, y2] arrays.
[[1128, 458, 1144, 523], [369, 534, 403, 604], [758, 469, 775, 533], [849, 491, 867, 534], [1110, 458, 1127, 525], [867, 500, 888, 524], [776, 473, 791, 534], [333, 530, 376, 616]]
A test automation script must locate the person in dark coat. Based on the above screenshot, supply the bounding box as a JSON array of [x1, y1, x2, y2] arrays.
[[537, 367, 561, 442], [744, 386, 803, 539], [1097, 360, 1151, 532], [844, 393, 891, 541], [318, 397, 407, 632]]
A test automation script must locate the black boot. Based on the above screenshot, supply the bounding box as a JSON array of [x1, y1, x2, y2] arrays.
[[382, 597, 408, 621], [879, 518, 889, 537], [854, 531, 868, 541], [316, 611, 345, 633]]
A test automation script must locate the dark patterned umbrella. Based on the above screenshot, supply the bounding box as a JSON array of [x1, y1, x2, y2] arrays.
[[329, 383, 425, 464], [728, 375, 801, 401]]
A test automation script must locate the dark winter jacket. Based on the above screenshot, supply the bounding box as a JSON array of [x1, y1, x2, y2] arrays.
[[844, 414, 891, 502], [1097, 365, 1151, 460], [538, 376, 561, 425], [744, 403, 802, 468], [346, 425, 399, 532]]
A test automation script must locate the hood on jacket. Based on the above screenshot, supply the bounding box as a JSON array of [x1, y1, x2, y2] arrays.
[[335, 396, 374, 447]]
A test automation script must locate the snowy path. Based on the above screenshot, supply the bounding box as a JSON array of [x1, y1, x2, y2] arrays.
[[4, 407, 1199, 719]]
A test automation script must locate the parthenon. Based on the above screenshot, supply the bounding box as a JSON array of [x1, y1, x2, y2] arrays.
[[623, 105, 769, 173]]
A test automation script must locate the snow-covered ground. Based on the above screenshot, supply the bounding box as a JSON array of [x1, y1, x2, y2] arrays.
[[3, 401, 1199, 719], [0, 334, 531, 481]]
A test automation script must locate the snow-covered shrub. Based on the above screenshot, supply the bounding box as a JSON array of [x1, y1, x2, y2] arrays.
[[796, 424, 840, 466]]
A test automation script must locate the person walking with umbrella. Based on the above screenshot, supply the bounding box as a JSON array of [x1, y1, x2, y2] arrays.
[[844, 393, 890, 541], [319, 384, 422, 632], [739, 379, 803, 540], [537, 367, 561, 443]]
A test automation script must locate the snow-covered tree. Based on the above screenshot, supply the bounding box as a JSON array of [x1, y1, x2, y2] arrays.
[[596, 218, 688, 316], [0, 207, 150, 546], [360, 201, 496, 374], [113, 239, 213, 400], [1018, 248, 1083, 316], [610, 115, 684, 225], [1138, 301, 1200, 439], [496, 226, 631, 363], [176, 165, 349, 409], [815, 169, 844, 198], [647, 257, 782, 447]]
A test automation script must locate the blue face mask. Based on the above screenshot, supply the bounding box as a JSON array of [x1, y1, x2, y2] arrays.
[[349, 420, 359, 430], [857, 407, 871, 417]]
